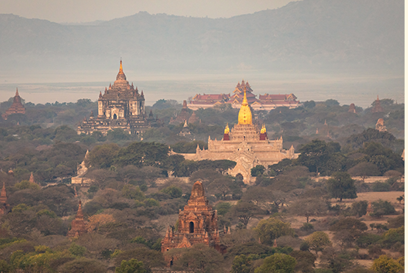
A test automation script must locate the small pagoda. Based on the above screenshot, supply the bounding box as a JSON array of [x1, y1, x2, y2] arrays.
[[68, 201, 87, 238], [371, 95, 384, 113], [0, 182, 9, 215], [2, 88, 26, 120], [162, 181, 226, 265]]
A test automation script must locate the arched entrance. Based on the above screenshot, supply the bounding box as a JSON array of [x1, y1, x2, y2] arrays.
[[113, 114, 117, 119], [189, 222, 194, 233], [236, 173, 243, 182]]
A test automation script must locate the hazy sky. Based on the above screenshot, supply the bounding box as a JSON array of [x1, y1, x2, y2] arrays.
[[0, 0, 299, 23]]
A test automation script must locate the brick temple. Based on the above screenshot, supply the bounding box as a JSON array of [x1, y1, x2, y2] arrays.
[[2, 88, 26, 120], [68, 201, 87, 238], [161, 181, 227, 265]]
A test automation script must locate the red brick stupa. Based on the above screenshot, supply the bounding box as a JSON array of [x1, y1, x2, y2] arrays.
[[2, 88, 26, 120], [162, 181, 226, 265], [371, 95, 384, 113], [68, 201, 87, 238], [0, 182, 9, 215]]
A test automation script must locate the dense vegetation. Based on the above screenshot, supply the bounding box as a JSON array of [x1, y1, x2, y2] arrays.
[[0, 97, 404, 272]]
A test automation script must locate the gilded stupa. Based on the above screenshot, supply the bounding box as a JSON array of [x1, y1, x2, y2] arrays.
[[189, 88, 298, 183]]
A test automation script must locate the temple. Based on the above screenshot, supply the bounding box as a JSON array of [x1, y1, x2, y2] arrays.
[[2, 88, 26, 120], [0, 182, 9, 215], [371, 95, 384, 113], [77, 60, 151, 135], [375, 118, 387, 132], [161, 181, 226, 265], [187, 80, 301, 111], [348, 103, 356, 113], [71, 150, 94, 185], [68, 201, 87, 238], [186, 88, 298, 183], [170, 100, 201, 125]]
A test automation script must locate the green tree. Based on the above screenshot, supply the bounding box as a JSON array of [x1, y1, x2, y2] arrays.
[[289, 198, 327, 223], [231, 254, 252, 273], [161, 186, 182, 198], [170, 243, 224, 273], [69, 242, 86, 257], [88, 143, 120, 168], [115, 142, 169, 168], [228, 202, 262, 229], [251, 165, 266, 177], [371, 200, 396, 218], [371, 255, 403, 273], [115, 258, 146, 273], [305, 231, 331, 255], [215, 202, 231, 216], [255, 218, 295, 245], [351, 201, 368, 217], [327, 172, 357, 202], [297, 139, 329, 174], [255, 253, 296, 273]]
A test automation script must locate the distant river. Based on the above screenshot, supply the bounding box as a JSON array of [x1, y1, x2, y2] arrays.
[[0, 71, 403, 109]]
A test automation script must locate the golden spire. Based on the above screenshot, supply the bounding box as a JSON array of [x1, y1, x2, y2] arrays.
[[119, 59, 123, 74], [238, 87, 252, 125], [261, 124, 266, 134], [242, 87, 248, 106], [224, 123, 230, 134]]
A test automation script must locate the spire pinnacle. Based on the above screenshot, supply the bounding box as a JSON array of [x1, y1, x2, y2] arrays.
[[29, 172, 35, 184], [242, 86, 248, 106], [119, 59, 123, 74], [15, 88, 19, 97]]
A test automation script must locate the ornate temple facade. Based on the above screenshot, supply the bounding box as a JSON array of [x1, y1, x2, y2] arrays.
[[77, 61, 150, 135], [187, 88, 298, 183], [2, 88, 26, 120], [187, 80, 301, 111], [162, 181, 226, 265], [68, 201, 87, 238]]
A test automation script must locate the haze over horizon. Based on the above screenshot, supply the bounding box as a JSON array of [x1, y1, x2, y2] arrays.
[[0, 0, 299, 23], [0, 0, 403, 107]]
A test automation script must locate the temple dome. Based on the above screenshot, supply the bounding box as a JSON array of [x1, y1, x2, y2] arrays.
[[115, 60, 127, 83], [238, 88, 252, 125]]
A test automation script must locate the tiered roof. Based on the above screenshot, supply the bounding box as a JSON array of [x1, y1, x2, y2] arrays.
[[2, 88, 26, 120]]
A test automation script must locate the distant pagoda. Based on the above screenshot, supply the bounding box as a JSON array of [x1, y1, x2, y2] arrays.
[[68, 201, 87, 238], [77, 60, 151, 135], [162, 181, 227, 266], [0, 182, 9, 215], [188, 80, 300, 111], [2, 88, 26, 120], [371, 95, 384, 113]]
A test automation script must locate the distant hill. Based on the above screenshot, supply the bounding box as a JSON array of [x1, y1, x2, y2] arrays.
[[0, 0, 403, 74]]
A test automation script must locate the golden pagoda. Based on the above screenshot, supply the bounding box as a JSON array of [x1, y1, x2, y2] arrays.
[[238, 88, 252, 125], [187, 91, 298, 183]]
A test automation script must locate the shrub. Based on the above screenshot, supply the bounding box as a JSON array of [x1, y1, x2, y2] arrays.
[[372, 182, 390, 192], [387, 215, 404, 228], [356, 233, 381, 248], [381, 226, 404, 248], [371, 200, 395, 217], [368, 245, 384, 258], [351, 201, 367, 217], [371, 255, 403, 273], [300, 223, 314, 231]]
